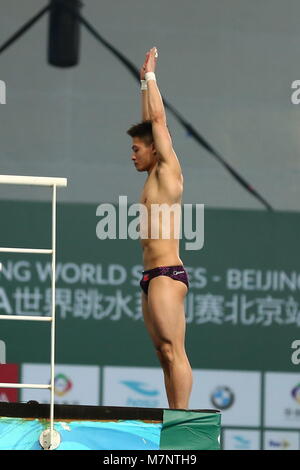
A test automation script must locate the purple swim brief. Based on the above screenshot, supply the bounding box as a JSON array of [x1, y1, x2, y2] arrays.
[[140, 265, 189, 296]]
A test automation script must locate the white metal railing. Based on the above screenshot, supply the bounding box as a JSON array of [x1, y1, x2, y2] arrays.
[[0, 248, 52, 253], [0, 174, 67, 450]]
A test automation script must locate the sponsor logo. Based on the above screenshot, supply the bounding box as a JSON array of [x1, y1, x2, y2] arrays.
[[21, 364, 100, 405], [211, 385, 235, 410], [120, 379, 160, 407], [103, 366, 168, 408], [232, 435, 251, 450], [268, 439, 291, 450], [120, 380, 159, 397], [291, 383, 300, 404], [223, 429, 260, 450], [54, 373, 73, 397]]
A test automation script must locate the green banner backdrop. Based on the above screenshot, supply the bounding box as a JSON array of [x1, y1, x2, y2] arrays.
[[0, 200, 299, 372]]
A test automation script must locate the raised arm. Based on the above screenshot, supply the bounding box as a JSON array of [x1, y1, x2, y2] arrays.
[[140, 53, 150, 121], [144, 47, 181, 174]]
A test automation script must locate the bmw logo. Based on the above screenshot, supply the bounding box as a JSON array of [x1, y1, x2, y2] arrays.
[[210, 385, 234, 410]]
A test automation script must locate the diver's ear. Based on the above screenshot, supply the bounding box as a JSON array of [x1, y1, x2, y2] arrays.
[[151, 142, 157, 155]]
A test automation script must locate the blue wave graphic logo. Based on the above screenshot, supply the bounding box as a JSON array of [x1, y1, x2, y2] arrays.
[[233, 435, 251, 449], [120, 381, 159, 397]]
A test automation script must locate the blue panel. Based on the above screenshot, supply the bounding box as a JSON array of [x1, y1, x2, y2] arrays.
[[0, 417, 162, 450]]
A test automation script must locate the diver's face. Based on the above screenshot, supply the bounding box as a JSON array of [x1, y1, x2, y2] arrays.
[[131, 137, 156, 172]]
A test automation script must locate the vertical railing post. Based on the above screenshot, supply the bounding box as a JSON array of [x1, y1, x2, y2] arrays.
[[49, 184, 57, 448]]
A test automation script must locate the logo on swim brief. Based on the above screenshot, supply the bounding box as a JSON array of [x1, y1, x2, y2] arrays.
[[173, 270, 185, 275], [143, 274, 150, 281]]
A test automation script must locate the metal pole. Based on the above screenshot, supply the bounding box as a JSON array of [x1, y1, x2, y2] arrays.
[[49, 184, 57, 448], [0, 174, 67, 186], [0, 315, 52, 321], [0, 383, 51, 389], [0, 248, 52, 253]]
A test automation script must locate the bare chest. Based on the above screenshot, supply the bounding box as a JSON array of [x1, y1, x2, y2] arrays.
[[140, 177, 160, 207], [140, 170, 183, 208]]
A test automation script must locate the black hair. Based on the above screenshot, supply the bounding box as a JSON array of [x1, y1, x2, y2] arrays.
[[126, 120, 153, 146]]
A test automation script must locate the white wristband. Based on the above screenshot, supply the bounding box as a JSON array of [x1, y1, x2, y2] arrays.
[[140, 79, 147, 90], [145, 72, 156, 82]]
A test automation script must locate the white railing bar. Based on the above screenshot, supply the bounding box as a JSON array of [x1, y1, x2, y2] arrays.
[[0, 176, 67, 449], [50, 184, 57, 444], [0, 383, 51, 389], [0, 315, 52, 321], [0, 248, 52, 254], [0, 175, 67, 187]]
